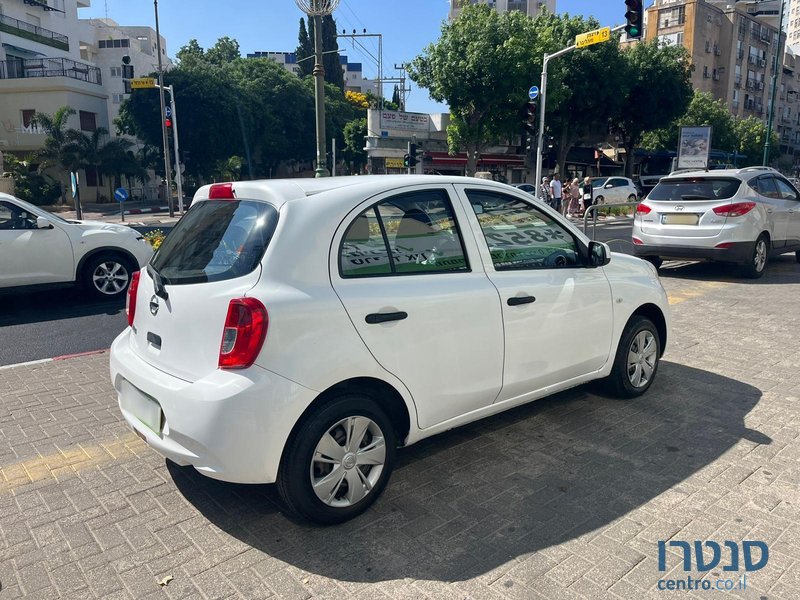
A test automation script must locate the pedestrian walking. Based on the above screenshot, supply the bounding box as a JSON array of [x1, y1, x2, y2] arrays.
[[549, 173, 563, 215], [582, 176, 594, 214], [569, 177, 582, 217], [540, 177, 551, 206]]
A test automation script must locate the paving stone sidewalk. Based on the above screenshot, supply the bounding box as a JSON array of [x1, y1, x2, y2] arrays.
[[0, 258, 799, 599]]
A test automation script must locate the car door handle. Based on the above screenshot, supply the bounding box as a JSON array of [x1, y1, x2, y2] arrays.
[[507, 296, 536, 306], [365, 311, 408, 324]]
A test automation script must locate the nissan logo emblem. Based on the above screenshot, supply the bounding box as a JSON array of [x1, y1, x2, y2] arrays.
[[149, 295, 159, 316]]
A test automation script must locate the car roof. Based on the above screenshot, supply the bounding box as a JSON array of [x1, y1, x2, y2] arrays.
[[193, 175, 521, 209], [663, 166, 782, 180]]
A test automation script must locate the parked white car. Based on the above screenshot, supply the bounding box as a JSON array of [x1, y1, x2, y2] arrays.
[[0, 194, 152, 298], [592, 176, 640, 205], [111, 176, 670, 524], [632, 166, 800, 278]]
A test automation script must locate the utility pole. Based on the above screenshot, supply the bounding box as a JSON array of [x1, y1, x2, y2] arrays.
[[337, 31, 383, 106], [763, 0, 786, 165], [153, 0, 173, 216]]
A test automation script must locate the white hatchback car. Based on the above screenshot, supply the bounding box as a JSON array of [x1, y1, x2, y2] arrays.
[[0, 194, 152, 298], [632, 167, 800, 278], [110, 176, 670, 524], [592, 176, 640, 205]]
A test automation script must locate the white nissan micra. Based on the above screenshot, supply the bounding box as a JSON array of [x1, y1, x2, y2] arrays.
[[111, 176, 670, 524]]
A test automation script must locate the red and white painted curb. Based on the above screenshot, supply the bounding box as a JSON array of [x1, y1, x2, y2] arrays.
[[124, 206, 171, 216], [0, 349, 108, 371]]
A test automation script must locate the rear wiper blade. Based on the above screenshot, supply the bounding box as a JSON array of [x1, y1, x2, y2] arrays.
[[680, 194, 712, 200], [147, 264, 169, 300]]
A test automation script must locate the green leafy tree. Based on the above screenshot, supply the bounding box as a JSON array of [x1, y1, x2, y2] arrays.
[[643, 91, 737, 154], [4, 154, 61, 206], [342, 117, 368, 173], [297, 18, 313, 77], [214, 156, 243, 181], [32, 106, 82, 203], [206, 37, 240, 66], [734, 116, 777, 167], [176, 39, 205, 67], [611, 40, 693, 177], [391, 85, 402, 110], [408, 4, 540, 175]]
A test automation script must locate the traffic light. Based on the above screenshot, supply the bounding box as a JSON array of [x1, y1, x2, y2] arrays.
[[522, 101, 538, 153], [121, 55, 134, 94], [403, 154, 411, 168], [408, 143, 418, 167], [625, 0, 644, 39], [165, 117, 172, 128]]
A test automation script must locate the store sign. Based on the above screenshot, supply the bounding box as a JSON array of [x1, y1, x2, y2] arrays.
[[379, 110, 431, 132], [385, 158, 405, 169]]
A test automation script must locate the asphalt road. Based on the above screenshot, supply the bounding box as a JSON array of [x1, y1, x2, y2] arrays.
[[0, 217, 657, 367]]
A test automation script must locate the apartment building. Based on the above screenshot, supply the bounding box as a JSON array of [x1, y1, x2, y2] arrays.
[[83, 18, 167, 130], [449, 0, 556, 20], [646, 0, 799, 157], [0, 0, 107, 157], [246, 51, 379, 95]]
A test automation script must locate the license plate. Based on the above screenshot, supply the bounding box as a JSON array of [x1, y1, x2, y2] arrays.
[[662, 213, 699, 225], [119, 379, 163, 434]]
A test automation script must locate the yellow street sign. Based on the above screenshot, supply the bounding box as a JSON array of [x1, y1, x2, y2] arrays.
[[575, 26, 611, 49], [130, 77, 156, 89], [385, 158, 406, 169]]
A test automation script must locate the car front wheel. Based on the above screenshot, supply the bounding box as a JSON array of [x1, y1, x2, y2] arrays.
[[83, 254, 134, 299], [604, 315, 661, 398], [277, 395, 396, 525]]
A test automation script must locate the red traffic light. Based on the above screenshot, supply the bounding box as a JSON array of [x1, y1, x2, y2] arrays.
[[165, 117, 172, 128]]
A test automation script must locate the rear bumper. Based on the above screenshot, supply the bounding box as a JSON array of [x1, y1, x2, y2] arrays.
[[110, 329, 317, 484], [632, 242, 752, 263]]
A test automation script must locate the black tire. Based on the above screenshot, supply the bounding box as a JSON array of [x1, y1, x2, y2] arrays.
[[795, 250, 800, 264], [277, 395, 396, 525], [627, 194, 637, 202], [595, 195, 605, 205], [644, 256, 663, 269], [740, 234, 769, 279], [603, 315, 661, 399], [82, 254, 135, 299]]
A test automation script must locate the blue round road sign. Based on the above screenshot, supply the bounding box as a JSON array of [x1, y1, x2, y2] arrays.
[[165, 106, 172, 118], [528, 85, 539, 100], [114, 187, 129, 202]]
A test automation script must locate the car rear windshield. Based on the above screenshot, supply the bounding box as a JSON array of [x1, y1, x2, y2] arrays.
[[151, 199, 278, 285], [647, 178, 741, 201]]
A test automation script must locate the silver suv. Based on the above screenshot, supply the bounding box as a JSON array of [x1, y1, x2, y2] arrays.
[[632, 166, 800, 278]]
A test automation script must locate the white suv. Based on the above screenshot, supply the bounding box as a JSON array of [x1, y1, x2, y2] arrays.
[[632, 167, 800, 278], [110, 176, 670, 524], [0, 194, 152, 298]]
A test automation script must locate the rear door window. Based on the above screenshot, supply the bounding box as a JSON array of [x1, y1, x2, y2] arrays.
[[648, 178, 741, 201], [151, 200, 278, 284]]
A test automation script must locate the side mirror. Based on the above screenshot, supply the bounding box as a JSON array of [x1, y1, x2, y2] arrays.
[[588, 241, 611, 267], [605, 183, 613, 189], [36, 216, 53, 229]]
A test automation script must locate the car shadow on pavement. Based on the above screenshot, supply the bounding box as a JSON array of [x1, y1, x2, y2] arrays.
[[657, 253, 800, 284], [168, 361, 765, 583], [0, 287, 123, 327]]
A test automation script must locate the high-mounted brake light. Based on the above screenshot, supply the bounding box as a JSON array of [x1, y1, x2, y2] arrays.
[[713, 202, 756, 217], [209, 183, 235, 200], [218, 298, 268, 369], [126, 271, 140, 327], [636, 203, 652, 214]]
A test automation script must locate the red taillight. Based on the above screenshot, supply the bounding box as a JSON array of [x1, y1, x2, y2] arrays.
[[218, 298, 268, 369], [636, 203, 651, 214], [632, 236, 644, 245], [715, 242, 734, 249], [126, 271, 140, 327], [713, 202, 756, 217], [209, 183, 235, 200]]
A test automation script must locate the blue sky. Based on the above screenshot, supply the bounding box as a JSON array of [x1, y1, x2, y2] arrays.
[[81, 1, 621, 114]]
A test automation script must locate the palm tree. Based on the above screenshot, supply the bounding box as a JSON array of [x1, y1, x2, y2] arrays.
[[32, 106, 81, 205], [99, 137, 147, 201], [214, 156, 243, 182]]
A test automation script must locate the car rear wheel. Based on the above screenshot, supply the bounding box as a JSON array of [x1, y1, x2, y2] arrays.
[[595, 195, 605, 205], [82, 254, 134, 299], [627, 194, 637, 203], [603, 315, 661, 398], [277, 394, 396, 525], [741, 235, 769, 279]]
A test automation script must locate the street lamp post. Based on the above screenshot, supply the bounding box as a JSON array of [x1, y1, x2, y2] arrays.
[[153, 0, 173, 216], [296, 0, 340, 178]]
